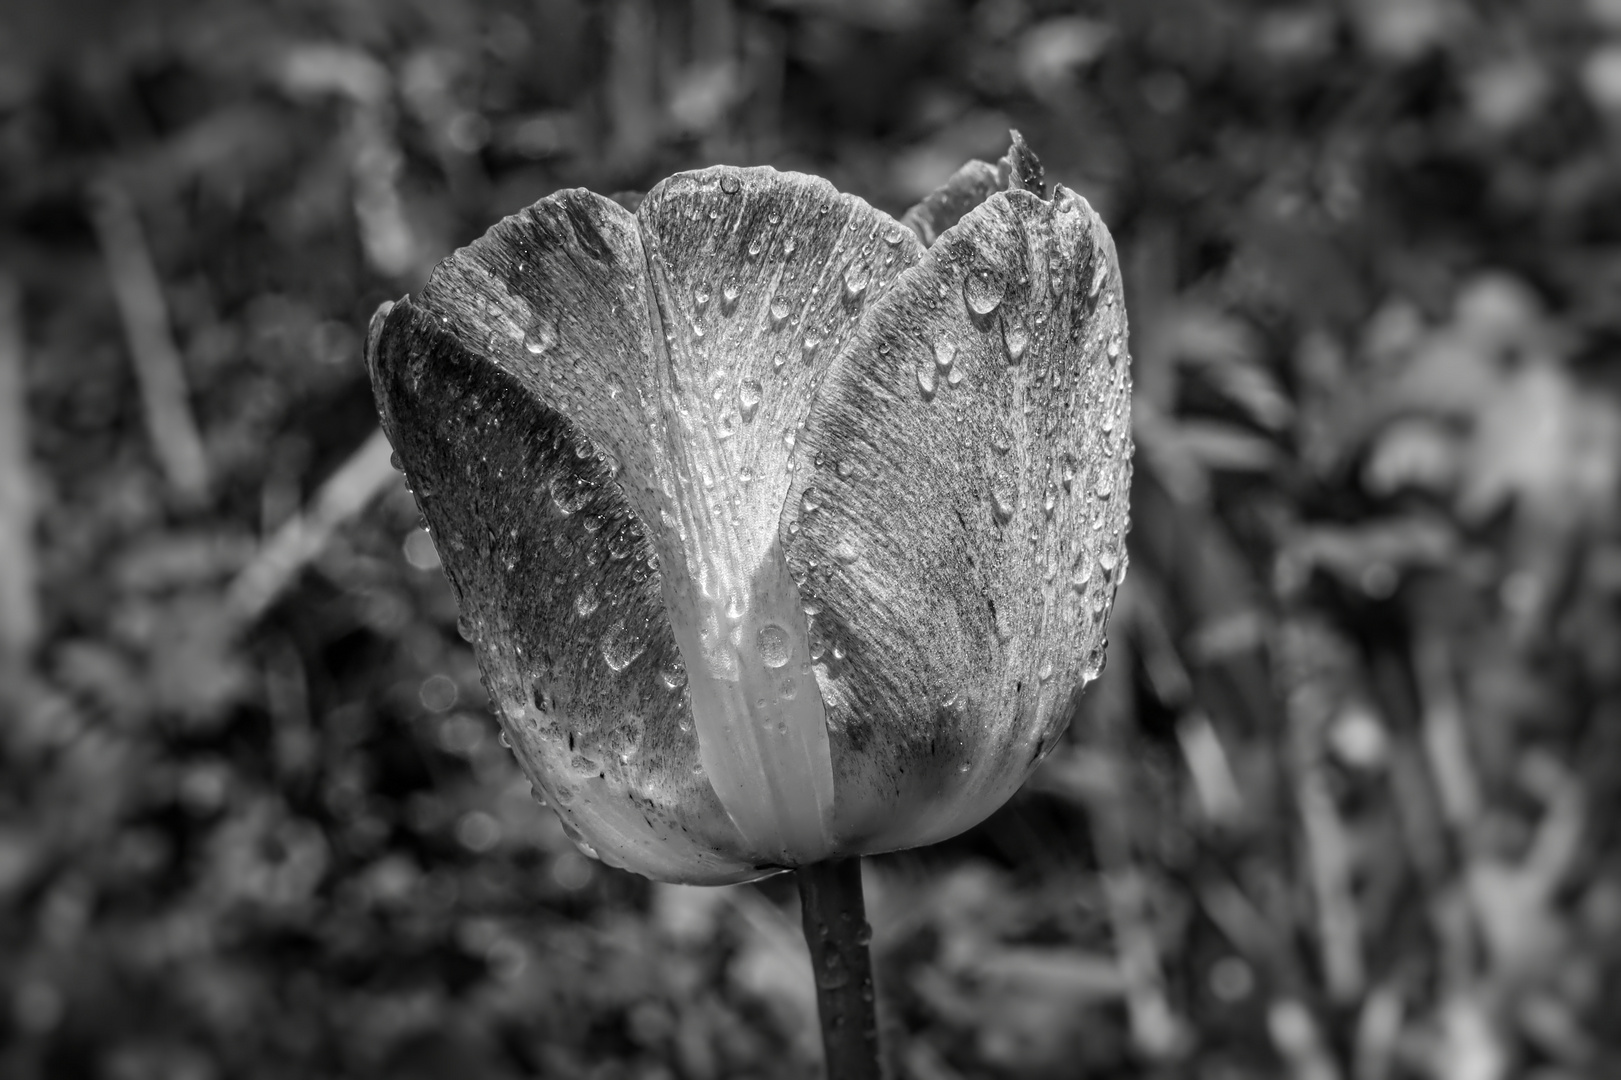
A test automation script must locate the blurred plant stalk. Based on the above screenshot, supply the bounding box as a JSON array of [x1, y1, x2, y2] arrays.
[[0, 272, 39, 667], [88, 180, 211, 505]]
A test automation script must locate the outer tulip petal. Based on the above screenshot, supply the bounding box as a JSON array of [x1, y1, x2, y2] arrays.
[[783, 185, 1133, 854], [368, 192, 761, 883]]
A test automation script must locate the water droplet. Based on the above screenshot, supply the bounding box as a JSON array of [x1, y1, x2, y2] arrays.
[[992, 489, 1016, 524], [991, 429, 1012, 455], [574, 587, 600, 617], [1107, 334, 1121, 359], [720, 173, 741, 195], [1099, 548, 1119, 577], [748, 237, 764, 258], [660, 657, 687, 690], [601, 618, 648, 672], [389, 451, 403, 471], [524, 317, 557, 355], [573, 838, 600, 861], [1038, 656, 1054, 682], [693, 281, 711, 312], [1044, 488, 1057, 518], [917, 363, 936, 400], [738, 378, 762, 422], [769, 300, 790, 328], [808, 623, 828, 660], [843, 264, 868, 301], [836, 459, 855, 479], [964, 265, 1005, 317], [934, 338, 957, 372], [834, 539, 859, 564], [551, 475, 590, 515], [456, 615, 476, 642], [1071, 560, 1093, 593], [757, 624, 791, 668], [721, 281, 741, 314], [1004, 322, 1030, 364], [803, 332, 822, 358]]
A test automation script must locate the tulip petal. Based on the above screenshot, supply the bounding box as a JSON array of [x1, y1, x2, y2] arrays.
[[630, 167, 923, 863], [368, 193, 761, 883], [784, 184, 1132, 854]]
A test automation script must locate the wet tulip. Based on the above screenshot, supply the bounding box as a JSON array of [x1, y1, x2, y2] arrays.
[[366, 135, 1131, 885]]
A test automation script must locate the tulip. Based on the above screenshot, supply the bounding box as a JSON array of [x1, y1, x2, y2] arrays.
[[367, 133, 1130, 1075]]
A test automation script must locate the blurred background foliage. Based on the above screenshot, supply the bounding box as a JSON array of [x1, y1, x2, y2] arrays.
[[2, 0, 1620, 1077]]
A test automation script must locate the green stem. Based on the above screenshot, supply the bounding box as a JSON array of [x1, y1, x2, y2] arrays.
[[796, 858, 883, 1080]]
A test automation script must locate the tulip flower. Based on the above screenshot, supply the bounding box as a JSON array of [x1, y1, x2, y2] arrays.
[[367, 133, 1130, 1076]]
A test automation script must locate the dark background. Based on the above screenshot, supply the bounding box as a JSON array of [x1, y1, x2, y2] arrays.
[[2, 1, 1620, 1078]]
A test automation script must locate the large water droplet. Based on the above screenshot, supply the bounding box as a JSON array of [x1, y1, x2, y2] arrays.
[[574, 586, 600, 617], [660, 657, 687, 690], [720, 173, 741, 195], [757, 624, 791, 668], [769, 300, 790, 328], [524, 317, 557, 355], [738, 378, 762, 422], [803, 332, 821, 359], [917, 363, 937, 401], [1107, 334, 1121, 360], [1071, 559, 1093, 593], [1004, 322, 1030, 364], [551, 475, 590, 515], [964, 265, 1005, 317], [721, 281, 741, 314], [693, 281, 711, 312], [843, 264, 869, 301], [601, 618, 648, 672]]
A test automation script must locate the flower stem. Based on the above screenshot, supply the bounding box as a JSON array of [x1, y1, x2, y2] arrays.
[[796, 858, 883, 1080]]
